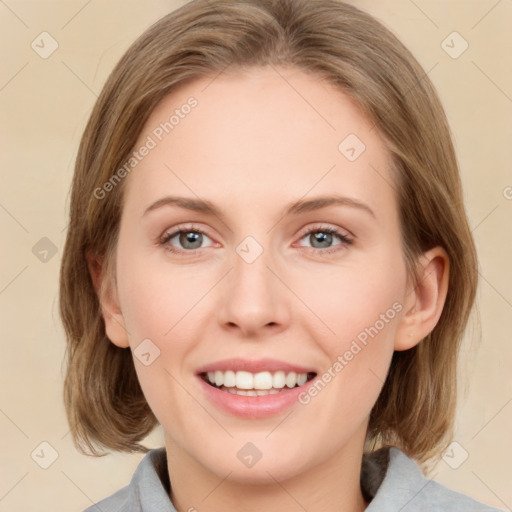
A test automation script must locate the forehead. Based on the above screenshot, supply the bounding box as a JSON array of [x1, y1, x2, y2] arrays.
[[124, 66, 395, 219]]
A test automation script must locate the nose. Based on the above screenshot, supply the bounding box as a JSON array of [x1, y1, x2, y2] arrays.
[[216, 245, 291, 338]]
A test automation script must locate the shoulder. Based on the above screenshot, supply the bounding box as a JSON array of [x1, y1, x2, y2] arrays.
[[82, 448, 176, 512], [366, 447, 505, 512], [83, 485, 129, 512]]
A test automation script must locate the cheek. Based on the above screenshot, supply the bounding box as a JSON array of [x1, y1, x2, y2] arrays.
[[292, 254, 406, 397], [116, 247, 210, 342], [115, 256, 204, 433], [115, 249, 212, 416], [294, 258, 405, 343]]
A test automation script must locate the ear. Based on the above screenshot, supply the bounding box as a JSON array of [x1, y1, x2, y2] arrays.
[[86, 251, 130, 348], [394, 246, 449, 351]]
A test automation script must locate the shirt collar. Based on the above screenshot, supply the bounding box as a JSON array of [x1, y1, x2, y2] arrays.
[[131, 445, 424, 511]]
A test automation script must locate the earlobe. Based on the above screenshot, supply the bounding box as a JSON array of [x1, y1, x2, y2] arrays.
[[86, 251, 130, 349], [394, 247, 449, 351]]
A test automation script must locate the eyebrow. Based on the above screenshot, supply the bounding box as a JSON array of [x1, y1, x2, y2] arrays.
[[143, 194, 375, 219]]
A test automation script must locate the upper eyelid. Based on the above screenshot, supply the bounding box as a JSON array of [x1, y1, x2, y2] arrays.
[[163, 223, 212, 236], [162, 222, 350, 236], [299, 223, 351, 236]]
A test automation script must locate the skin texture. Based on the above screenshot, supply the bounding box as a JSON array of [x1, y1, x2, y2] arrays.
[[92, 65, 449, 512]]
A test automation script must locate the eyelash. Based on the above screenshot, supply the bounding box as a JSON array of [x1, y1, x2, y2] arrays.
[[296, 225, 353, 254], [159, 224, 353, 256]]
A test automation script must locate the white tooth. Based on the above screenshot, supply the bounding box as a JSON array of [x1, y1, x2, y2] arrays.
[[214, 370, 224, 387], [256, 390, 270, 396], [269, 389, 280, 394], [246, 390, 258, 396], [227, 387, 237, 394], [272, 371, 286, 389], [285, 371, 297, 388], [223, 370, 236, 387], [254, 371, 273, 390], [237, 389, 248, 396], [297, 373, 307, 386], [236, 371, 254, 389], [210, 369, 310, 391]]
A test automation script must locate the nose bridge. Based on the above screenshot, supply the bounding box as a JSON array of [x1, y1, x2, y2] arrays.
[[216, 235, 290, 335]]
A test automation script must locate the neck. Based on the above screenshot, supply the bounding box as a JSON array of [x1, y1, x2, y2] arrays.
[[165, 432, 369, 512]]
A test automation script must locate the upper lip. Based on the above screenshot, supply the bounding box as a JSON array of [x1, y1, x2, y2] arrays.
[[196, 358, 317, 375]]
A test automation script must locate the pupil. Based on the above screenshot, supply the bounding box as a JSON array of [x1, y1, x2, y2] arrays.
[[312, 232, 332, 248], [180, 231, 202, 249]]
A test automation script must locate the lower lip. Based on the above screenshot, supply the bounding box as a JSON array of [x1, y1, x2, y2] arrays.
[[197, 375, 315, 419]]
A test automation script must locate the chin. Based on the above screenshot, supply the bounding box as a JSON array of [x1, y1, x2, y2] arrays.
[[197, 442, 314, 485]]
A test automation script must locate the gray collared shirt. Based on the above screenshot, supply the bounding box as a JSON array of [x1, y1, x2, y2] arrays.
[[84, 447, 504, 511]]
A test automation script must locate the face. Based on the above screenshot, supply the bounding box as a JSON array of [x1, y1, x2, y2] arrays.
[[110, 66, 411, 483]]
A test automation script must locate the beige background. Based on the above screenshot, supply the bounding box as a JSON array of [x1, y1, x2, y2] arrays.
[[1, 0, 511, 510]]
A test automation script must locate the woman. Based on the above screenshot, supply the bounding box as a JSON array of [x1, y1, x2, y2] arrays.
[[59, 1, 503, 510]]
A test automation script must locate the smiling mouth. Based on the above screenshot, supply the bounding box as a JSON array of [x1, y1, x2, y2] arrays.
[[199, 370, 317, 396]]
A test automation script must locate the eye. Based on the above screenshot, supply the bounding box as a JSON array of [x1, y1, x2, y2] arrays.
[[159, 224, 352, 256], [160, 225, 215, 254], [296, 225, 353, 254]]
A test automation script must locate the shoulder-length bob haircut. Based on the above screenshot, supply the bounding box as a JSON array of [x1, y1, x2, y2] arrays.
[[60, 0, 478, 464]]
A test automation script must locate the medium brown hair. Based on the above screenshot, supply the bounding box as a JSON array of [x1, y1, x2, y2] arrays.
[[60, 0, 478, 464]]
